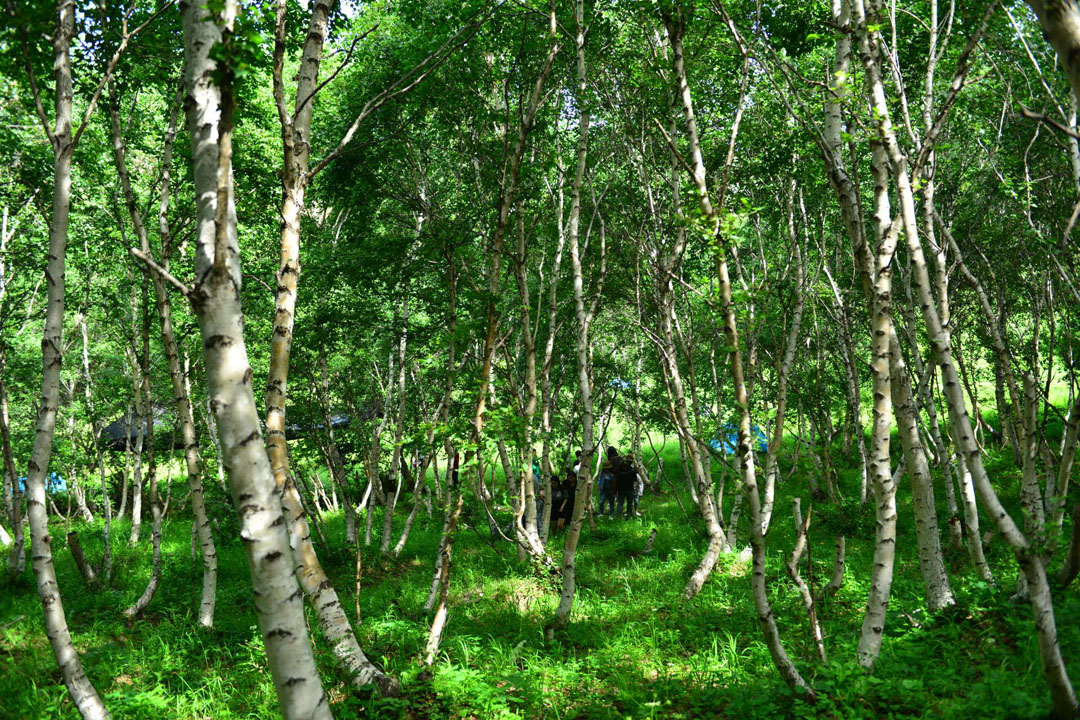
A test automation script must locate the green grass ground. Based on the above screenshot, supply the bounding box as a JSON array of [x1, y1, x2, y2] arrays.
[[1, 437, 1077, 719]]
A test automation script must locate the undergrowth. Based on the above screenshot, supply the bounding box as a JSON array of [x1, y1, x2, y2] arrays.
[[1, 437, 1076, 719]]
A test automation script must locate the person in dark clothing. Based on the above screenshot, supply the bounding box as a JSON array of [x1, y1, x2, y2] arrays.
[[627, 455, 644, 516], [549, 474, 564, 532], [614, 453, 637, 518], [597, 446, 617, 518], [558, 470, 578, 530]]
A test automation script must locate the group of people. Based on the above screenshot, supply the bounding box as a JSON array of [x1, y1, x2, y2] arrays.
[[542, 446, 645, 532], [595, 446, 643, 520]]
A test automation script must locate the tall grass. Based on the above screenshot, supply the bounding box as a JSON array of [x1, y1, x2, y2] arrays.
[[1, 433, 1076, 718]]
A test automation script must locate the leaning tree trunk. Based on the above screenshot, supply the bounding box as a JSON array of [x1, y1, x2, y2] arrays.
[[1026, 0, 1080, 102], [22, 3, 110, 716], [424, 490, 463, 665], [858, 3, 1077, 711], [1050, 395, 1080, 549], [510, 203, 549, 559], [112, 88, 218, 625], [127, 326, 146, 546], [260, 0, 397, 695], [666, 12, 813, 697], [77, 316, 112, 584], [381, 290, 412, 556], [1, 350, 25, 579], [760, 195, 806, 535], [178, 2, 332, 716], [125, 288, 162, 617], [645, 93, 727, 598]]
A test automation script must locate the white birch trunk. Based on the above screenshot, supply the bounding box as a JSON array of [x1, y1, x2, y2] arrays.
[[666, 10, 812, 697], [23, 2, 109, 715], [857, 4, 1076, 709], [549, 0, 595, 639], [112, 89, 218, 626], [181, 3, 332, 716]]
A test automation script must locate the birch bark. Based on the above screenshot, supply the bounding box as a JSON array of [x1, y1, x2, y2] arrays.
[[1, 348, 24, 579], [549, 0, 595, 639], [180, 2, 332, 716], [666, 10, 812, 697], [759, 195, 807, 534], [125, 297, 161, 617], [856, 4, 1076, 710], [22, 2, 109, 715], [112, 86, 218, 626]]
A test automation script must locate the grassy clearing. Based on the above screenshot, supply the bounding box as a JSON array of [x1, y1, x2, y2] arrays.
[[1, 437, 1077, 719]]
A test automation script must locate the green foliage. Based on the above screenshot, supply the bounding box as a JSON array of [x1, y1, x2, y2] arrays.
[[2, 439, 1077, 719]]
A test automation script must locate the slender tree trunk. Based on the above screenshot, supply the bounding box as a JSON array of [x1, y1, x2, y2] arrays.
[[760, 193, 806, 534], [125, 285, 162, 617], [666, 11, 812, 697], [67, 531, 96, 587], [117, 414, 131, 517], [549, 0, 597, 639], [1, 351, 25, 579], [22, 3, 110, 715], [1057, 505, 1080, 587], [316, 365, 357, 547], [203, 396, 226, 492], [261, 0, 401, 694], [857, 3, 1075, 709], [511, 203, 547, 559], [424, 491, 463, 664], [179, 3, 332, 715], [381, 291, 412, 555], [86, 376, 112, 584], [111, 86, 218, 626], [127, 337, 145, 546], [1050, 396, 1080, 546], [643, 88, 726, 597], [787, 499, 827, 663]]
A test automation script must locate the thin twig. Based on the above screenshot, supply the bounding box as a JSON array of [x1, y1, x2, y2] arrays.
[[129, 248, 191, 297]]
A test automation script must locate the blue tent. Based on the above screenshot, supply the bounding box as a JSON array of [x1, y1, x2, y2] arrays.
[[709, 423, 768, 455], [17, 472, 67, 494]]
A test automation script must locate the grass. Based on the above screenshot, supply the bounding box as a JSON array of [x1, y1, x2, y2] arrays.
[[0, 434, 1077, 719]]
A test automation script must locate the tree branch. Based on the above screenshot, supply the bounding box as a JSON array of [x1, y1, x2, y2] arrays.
[[129, 248, 191, 297]]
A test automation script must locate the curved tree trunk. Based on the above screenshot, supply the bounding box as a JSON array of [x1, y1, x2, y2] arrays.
[[111, 85, 218, 626], [180, 2, 332, 716], [127, 330, 145, 547], [125, 289, 161, 617], [760, 194, 807, 534], [22, 3, 110, 716], [666, 10, 812, 697], [258, 0, 397, 697], [1, 352, 25, 579], [858, 2, 1076, 710]]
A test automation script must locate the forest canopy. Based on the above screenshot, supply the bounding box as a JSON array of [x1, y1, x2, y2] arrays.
[[1, 0, 1079, 718]]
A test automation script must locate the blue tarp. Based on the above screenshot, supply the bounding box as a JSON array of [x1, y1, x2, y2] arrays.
[[17, 472, 67, 494], [709, 423, 768, 455]]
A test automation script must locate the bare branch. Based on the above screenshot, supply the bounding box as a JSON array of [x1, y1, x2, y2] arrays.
[[73, 0, 176, 148], [1019, 105, 1080, 141], [307, 4, 493, 180], [293, 25, 378, 120], [129, 248, 191, 297]]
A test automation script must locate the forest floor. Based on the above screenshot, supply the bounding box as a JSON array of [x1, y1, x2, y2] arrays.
[[1, 438, 1078, 719]]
